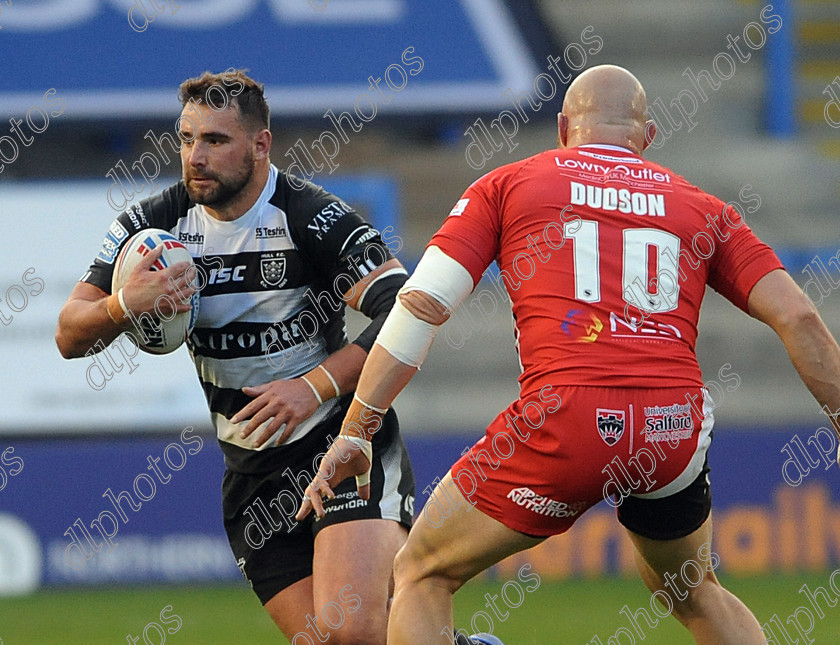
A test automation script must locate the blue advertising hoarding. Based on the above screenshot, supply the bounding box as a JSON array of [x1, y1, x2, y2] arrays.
[[1, 428, 839, 594], [0, 0, 545, 118]]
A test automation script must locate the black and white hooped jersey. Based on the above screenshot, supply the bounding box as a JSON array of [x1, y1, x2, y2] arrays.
[[82, 165, 403, 472]]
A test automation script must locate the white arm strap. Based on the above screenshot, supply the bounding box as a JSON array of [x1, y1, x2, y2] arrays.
[[375, 246, 474, 368]]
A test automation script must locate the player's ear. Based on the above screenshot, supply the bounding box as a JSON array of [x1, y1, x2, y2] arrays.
[[557, 113, 568, 148], [254, 128, 272, 159], [642, 119, 657, 151]]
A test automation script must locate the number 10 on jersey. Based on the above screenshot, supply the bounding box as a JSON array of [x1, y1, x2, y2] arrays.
[[564, 220, 681, 317]]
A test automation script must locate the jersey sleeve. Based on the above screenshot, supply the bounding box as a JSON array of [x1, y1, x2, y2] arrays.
[[706, 204, 785, 312], [428, 168, 503, 286], [80, 184, 191, 293], [284, 175, 397, 288]]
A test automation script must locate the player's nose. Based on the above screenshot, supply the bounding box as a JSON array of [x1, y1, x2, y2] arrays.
[[187, 141, 208, 167]]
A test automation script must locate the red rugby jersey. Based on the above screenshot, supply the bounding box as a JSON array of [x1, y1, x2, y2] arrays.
[[431, 145, 783, 394]]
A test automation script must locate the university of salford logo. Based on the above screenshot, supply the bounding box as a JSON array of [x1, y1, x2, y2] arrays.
[[596, 408, 625, 446]]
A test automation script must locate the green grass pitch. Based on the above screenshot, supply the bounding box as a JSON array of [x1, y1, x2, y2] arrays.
[[0, 574, 835, 643]]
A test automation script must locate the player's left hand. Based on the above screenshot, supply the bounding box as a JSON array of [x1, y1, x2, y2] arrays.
[[232, 378, 321, 447], [295, 436, 372, 521]]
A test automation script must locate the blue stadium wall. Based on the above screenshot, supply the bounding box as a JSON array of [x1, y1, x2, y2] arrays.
[[1, 427, 838, 594]]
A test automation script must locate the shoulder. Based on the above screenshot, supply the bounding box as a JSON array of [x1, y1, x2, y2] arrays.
[[638, 157, 713, 202], [270, 169, 362, 241], [144, 182, 193, 224], [119, 182, 193, 234], [483, 151, 550, 183], [268, 169, 344, 217], [457, 156, 539, 207]]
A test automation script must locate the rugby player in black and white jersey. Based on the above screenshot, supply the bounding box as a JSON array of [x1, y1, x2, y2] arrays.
[[55, 70, 415, 643]]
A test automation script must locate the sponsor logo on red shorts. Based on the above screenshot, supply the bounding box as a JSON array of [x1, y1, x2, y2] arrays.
[[643, 402, 693, 443], [506, 487, 586, 518]]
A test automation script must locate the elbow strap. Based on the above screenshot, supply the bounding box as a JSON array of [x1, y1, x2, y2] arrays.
[[375, 298, 440, 368], [401, 245, 474, 311], [375, 245, 474, 368]]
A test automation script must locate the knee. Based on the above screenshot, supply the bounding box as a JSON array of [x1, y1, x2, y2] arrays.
[[666, 575, 724, 622], [329, 627, 377, 645], [393, 541, 422, 586], [328, 611, 386, 645], [330, 633, 375, 645], [393, 539, 459, 593]]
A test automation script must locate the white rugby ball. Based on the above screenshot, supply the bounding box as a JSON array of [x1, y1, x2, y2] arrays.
[[111, 228, 200, 355]]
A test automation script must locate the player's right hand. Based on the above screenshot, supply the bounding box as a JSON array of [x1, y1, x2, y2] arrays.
[[121, 246, 196, 316]]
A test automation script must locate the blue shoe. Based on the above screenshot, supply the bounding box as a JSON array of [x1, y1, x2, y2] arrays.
[[471, 634, 505, 645]]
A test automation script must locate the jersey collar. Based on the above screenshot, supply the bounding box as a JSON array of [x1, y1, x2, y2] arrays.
[[577, 144, 636, 154]]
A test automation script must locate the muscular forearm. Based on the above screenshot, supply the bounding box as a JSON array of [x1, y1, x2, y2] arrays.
[[235, 340, 413, 447], [57, 249, 195, 360], [778, 309, 840, 436], [56, 292, 128, 359], [293, 342, 388, 408], [350, 286, 457, 409], [748, 270, 840, 440], [354, 343, 418, 410], [316, 343, 369, 396], [299, 341, 409, 403]]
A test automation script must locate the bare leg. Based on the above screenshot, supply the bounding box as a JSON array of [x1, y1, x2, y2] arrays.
[[625, 514, 765, 644], [264, 576, 315, 639], [388, 473, 543, 645], [312, 518, 408, 645]]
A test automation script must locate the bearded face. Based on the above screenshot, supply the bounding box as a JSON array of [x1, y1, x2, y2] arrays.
[[178, 102, 264, 213], [183, 146, 255, 209]]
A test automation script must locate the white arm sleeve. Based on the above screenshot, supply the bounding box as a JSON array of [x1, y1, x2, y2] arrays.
[[375, 246, 475, 367]]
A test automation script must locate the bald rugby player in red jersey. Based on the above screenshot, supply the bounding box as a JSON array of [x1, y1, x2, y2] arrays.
[[297, 65, 840, 644]]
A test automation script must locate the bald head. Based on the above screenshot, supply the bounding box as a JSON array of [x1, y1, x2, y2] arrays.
[[558, 65, 653, 153]]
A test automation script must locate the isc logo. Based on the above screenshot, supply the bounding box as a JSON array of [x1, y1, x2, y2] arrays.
[[208, 266, 246, 285]]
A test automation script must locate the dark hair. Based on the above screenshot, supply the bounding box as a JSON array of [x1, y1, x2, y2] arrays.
[[178, 69, 270, 132]]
